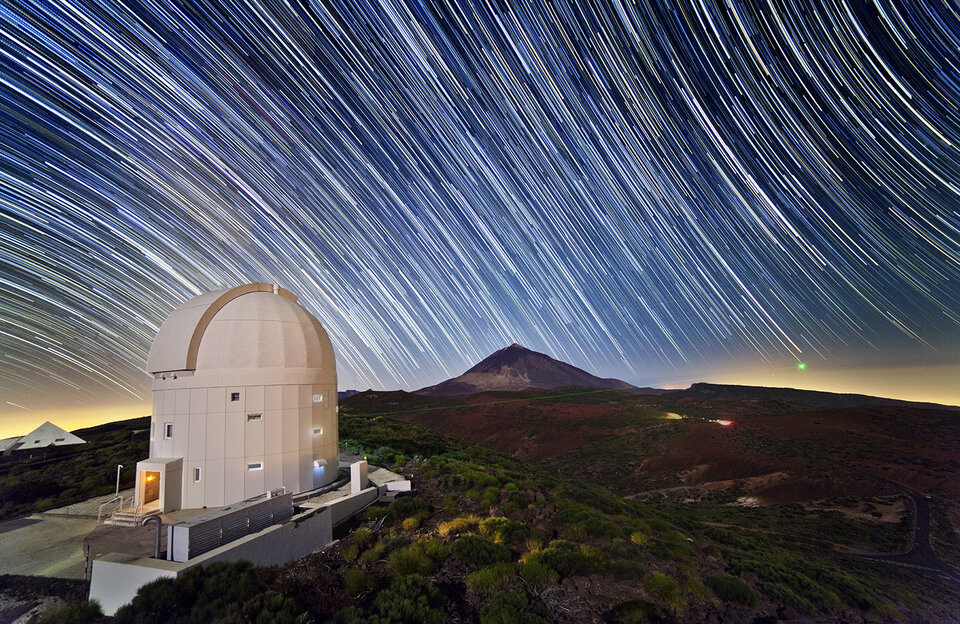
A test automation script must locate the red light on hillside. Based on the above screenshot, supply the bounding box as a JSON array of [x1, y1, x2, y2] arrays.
[[716, 420, 733, 427]]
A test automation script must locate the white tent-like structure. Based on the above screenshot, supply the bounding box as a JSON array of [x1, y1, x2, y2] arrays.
[[136, 283, 339, 513], [0, 421, 86, 455]]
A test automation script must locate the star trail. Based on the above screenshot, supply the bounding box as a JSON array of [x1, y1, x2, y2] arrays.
[[1, 0, 959, 425]]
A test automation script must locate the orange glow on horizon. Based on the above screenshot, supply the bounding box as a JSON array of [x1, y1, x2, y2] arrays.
[[0, 402, 152, 439]]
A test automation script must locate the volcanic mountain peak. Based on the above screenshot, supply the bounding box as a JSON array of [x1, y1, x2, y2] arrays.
[[415, 343, 633, 396]]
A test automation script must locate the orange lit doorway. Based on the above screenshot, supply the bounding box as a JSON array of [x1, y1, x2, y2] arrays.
[[141, 471, 160, 505]]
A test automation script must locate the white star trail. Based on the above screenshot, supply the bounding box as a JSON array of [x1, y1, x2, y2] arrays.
[[0, 0, 958, 407]]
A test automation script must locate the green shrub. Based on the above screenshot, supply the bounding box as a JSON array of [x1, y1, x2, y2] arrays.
[[608, 598, 670, 624], [32, 601, 103, 624], [343, 568, 373, 597], [389, 496, 428, 520], [518, 560, 559, 588], [237, 589, 301, 624], [610, 560, 646, 580], [416, 538, 451, 562], [479, 517, 530, 543], [353, 527, 375, 546], [113, 561, 263, 624], [467, 563, 517, 595], [341, 544, 359, 562], [368, 574, 444, 624], [365, 506, 390, 521], [645, 572, 681, 607], [438, 515, 479, 535], [388, 545, 435, 576], [629, 531, 649, 546], [479, 590, 550, 624], [452, 535, 513, 566], [706, 574, 758, 606], [359, 543, 386, 565], [527, 540, 601, 578], [387, 536, 411, 550]]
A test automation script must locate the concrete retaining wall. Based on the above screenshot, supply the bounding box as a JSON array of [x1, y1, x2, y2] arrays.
[[90, 486, 377, 615]]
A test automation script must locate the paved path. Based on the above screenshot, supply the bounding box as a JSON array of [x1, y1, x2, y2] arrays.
[[0, 490, 134, 580]]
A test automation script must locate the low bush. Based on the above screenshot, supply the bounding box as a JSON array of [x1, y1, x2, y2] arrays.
[[32, 601, 103, 624], [388, 545, 435, 576], [389, 496, 428, 520], [438, 515, 479, 535], [610, 560, 646, 580], [369, 574, 445, 624], [342, 568, 373, 597], [452, 535, 513, 566], [645, 572, 682, 608], [706, 574, 758, 606], [518, 560, 558, 588], [467, 563, 517, 596], [479, 590, 550, 624], [353, 527, 375, 546], [479, 516, 529, 543], [527, 540, 603, 578]]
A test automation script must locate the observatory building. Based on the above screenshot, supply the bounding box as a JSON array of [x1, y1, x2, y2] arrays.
[[135, 283, 339, 512]]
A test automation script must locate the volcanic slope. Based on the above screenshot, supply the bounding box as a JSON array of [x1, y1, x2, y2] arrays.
[[341, 380, 960, 568], [415, 343, 633, 396]]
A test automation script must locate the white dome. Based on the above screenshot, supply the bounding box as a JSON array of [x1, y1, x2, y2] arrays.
[[195, 292, 333, 371], [147, 283, 333, 375]]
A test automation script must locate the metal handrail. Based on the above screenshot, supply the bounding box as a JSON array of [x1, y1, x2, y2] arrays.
[[97, 495, 123, 523]]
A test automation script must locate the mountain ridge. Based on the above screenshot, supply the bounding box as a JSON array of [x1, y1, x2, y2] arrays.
[[414, 343, 633, 396]]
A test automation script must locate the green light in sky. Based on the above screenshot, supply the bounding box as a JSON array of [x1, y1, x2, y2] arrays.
[[797, 362, 806, 371]]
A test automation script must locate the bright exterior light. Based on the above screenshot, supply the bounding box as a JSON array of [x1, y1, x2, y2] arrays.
[[716, 420, 733, 426]]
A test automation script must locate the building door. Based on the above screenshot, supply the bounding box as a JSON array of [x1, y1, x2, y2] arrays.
[[142, 471, 161, 504]]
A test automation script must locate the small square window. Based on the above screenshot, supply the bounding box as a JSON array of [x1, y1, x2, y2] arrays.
[[54, 437, 65, 442], [247, 413, 262, 422], [312, 394, 323, 403], [313, 427, 322, 435], [164, 423, 173, 438], [193, 467, 201, 482], [247, 462, 263, 471], [230, 392, 240, 402]]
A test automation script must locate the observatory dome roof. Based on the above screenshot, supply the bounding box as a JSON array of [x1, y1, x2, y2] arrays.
[[147, 283, 334, 374]]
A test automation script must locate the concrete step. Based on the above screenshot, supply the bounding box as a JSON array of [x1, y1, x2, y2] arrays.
[[104, 509, 160, 527]]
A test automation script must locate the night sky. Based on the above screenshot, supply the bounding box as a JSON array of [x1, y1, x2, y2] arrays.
[[2, 0, 960, 435]]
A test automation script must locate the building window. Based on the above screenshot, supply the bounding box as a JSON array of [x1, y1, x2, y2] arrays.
[[312, 394, 323, 403], [54, 438, 65, 442], [230, 392, 240, 402], [194, 467, 201, 482], [247, 413, 262, 422], [164, 423, 173, 438], [313, 427, 322, 435], [247, 462, 263, 471]]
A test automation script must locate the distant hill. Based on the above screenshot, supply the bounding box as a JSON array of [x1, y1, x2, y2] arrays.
[[415, 343, 633, 396], [677, 382, 960, 411]]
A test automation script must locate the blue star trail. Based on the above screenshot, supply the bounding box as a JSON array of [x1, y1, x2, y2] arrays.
[[1, 0, 959, 407]]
